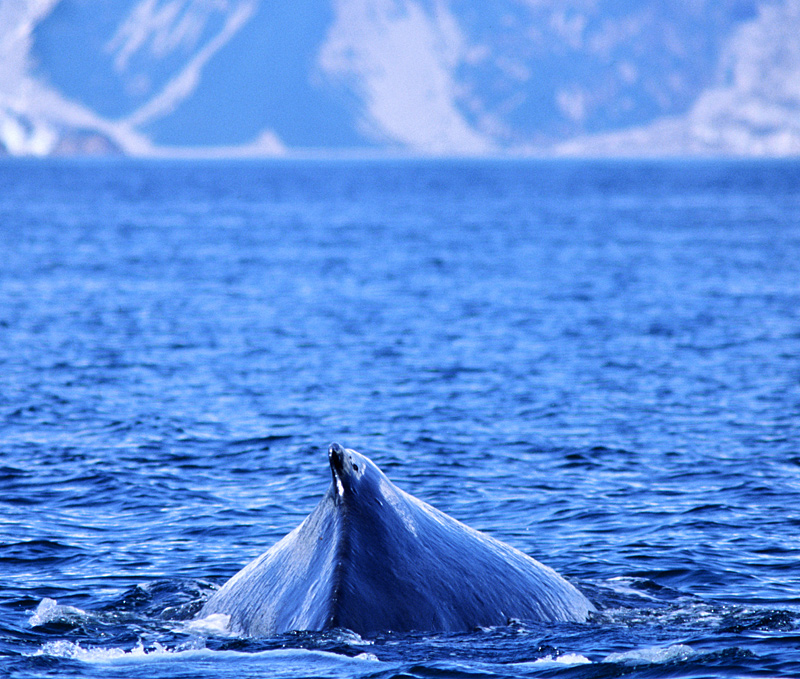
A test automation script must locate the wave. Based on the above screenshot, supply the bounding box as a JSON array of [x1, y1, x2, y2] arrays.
[[17, 572, 800, 678]]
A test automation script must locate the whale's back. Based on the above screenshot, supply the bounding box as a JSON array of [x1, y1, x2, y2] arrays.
[[198, 447, 594, 636]]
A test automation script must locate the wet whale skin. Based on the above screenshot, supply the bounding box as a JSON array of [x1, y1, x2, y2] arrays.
[[198, 445, 595, 635]]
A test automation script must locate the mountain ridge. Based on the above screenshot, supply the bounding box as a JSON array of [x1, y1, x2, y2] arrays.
[[1, 0, 798, 157]]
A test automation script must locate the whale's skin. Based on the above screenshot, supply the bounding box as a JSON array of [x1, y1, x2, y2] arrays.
[[198, 444, 594, 636]]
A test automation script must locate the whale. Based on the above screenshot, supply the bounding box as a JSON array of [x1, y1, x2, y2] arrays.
[[198, 443, 594, 636]]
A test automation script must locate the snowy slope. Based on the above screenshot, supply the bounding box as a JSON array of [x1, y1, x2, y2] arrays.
[[2, 0, 799, 156]]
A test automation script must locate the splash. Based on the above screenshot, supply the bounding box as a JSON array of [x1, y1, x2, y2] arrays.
[[527, 653, 592, 666], [185, 612, 232, 635], [605, 644, 695, 665], [32, 639, 170, 662], [28, 598, 87, 627], [31, 640, 382, 668]]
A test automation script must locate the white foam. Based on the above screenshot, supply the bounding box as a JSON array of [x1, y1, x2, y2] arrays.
[[600, 600, 726, 629], [32, 640, 173, 662], [605, 644, 695, 666], [31, 642, 383, 668], [29, 598, 87, 627], [330, 628, 373, 646], [547, 653, 592, 665], [533, 653, 592, 666], [511, 653, 592, 669], [184, 612, 232, 635]]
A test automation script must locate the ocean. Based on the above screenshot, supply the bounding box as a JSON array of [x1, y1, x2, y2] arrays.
[[1, 158, 799, 678]]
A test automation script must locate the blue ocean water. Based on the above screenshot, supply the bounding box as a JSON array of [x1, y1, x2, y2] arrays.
[[1, 158, 799, 678]]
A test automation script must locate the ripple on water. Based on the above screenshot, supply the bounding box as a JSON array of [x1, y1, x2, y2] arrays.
[[1, 160, 800, 678]]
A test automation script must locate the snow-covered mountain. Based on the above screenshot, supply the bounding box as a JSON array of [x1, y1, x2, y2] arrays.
[[2, 0, 800, 156]]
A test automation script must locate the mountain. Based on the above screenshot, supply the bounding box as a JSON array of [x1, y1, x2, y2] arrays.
[[1, 0, 799, 157]]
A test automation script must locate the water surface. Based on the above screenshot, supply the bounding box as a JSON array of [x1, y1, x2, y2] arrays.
[[1, 159, 799, 677]]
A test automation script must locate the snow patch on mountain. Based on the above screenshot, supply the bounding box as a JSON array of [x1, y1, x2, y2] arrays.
[[556, 0, 800, 156], [111, 0, 257, 127], [318, 0, 494, 154], [0, 0, 147, 154], [0, 0, 271, 156]]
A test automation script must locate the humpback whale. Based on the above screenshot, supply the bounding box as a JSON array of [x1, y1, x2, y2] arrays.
[[198, 443, 594, 636]]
